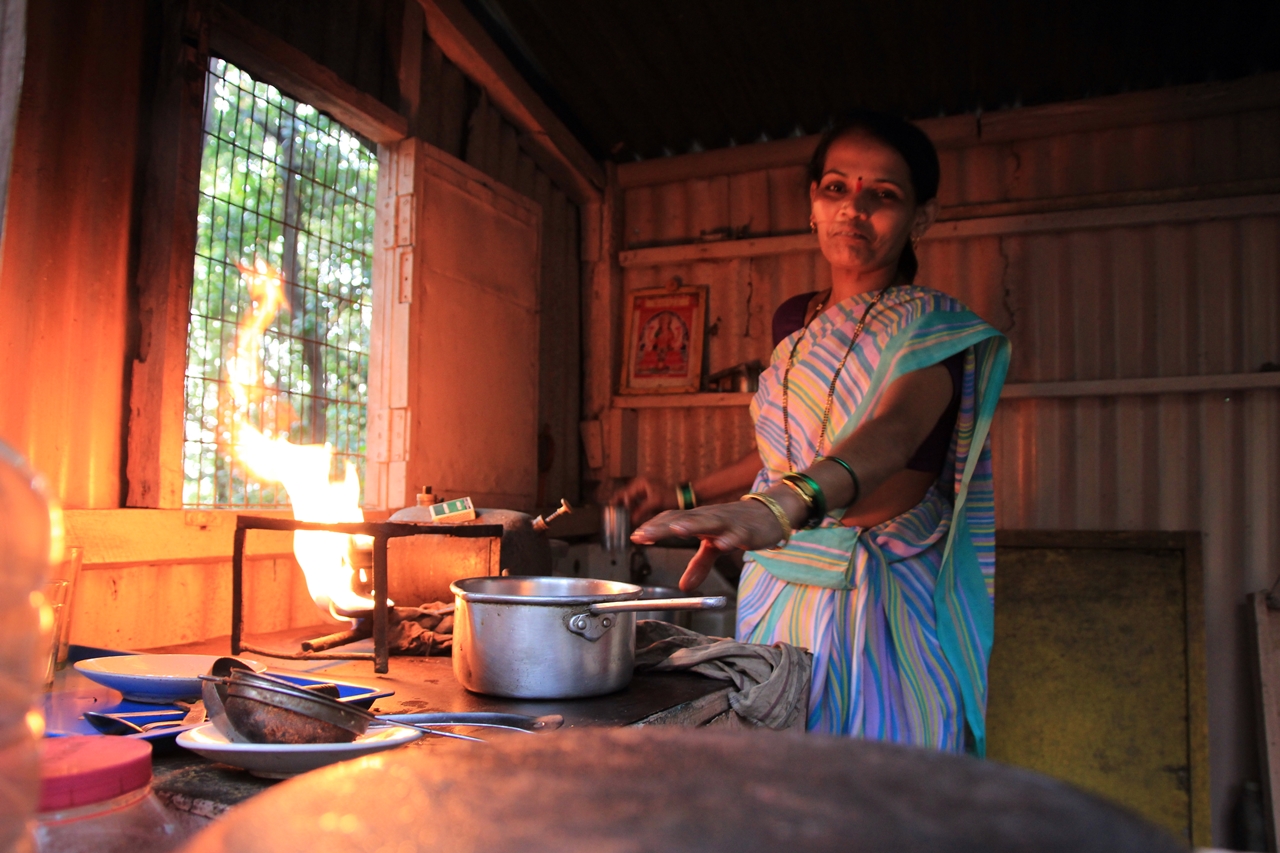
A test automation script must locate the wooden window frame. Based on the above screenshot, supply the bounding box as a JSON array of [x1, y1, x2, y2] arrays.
[[126, 2, 411, 510]]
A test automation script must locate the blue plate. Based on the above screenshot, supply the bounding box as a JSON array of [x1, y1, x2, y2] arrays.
[[261, 673, 392, 710], [46, 668, 393, 748], [74, 655, 270, 703]]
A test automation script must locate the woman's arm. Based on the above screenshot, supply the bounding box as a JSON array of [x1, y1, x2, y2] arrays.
[[633, 362, 953, 590], [693, 449, 765, 503], [613, 448, 763, 524]]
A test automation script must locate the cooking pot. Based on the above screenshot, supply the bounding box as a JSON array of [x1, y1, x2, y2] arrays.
[[450, 577, 725, 699]]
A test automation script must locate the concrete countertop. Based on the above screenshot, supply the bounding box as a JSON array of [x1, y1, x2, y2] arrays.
[[142, 627, 735, 820]]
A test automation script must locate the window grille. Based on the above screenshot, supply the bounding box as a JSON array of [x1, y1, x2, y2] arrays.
[[183, 58, 378, 508]]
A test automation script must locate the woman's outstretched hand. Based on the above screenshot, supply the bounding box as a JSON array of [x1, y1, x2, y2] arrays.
[[632, 501, 785, 592], [611, 476, 676, 524]]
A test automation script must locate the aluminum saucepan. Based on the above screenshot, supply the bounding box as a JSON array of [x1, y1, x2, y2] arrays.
[[450, 577, 725, 700]]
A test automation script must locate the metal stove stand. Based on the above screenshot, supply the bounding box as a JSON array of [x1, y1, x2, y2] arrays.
[[231, 515, 503, 673]]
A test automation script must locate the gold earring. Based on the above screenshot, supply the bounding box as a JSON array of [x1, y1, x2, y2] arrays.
[[809, 219, 817, 233]]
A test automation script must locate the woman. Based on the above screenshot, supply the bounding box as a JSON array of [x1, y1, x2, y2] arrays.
[[620, 111, 1009, 755]]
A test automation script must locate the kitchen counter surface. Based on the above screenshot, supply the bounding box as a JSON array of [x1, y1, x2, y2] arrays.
[[129, 626, 736, 820]]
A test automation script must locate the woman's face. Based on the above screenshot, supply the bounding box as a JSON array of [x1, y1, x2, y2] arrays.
[[809, 131, 938, 276]]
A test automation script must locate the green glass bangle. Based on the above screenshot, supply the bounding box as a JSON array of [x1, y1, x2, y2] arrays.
[[677, 482, 698, 511], [815, 455, 860, 507], [781, 472, 827, 529]]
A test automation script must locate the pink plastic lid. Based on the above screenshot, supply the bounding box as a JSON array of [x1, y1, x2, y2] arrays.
[[39, 736, 152, 811]]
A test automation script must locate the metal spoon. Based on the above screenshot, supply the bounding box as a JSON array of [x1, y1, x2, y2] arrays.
[[376, 712, 564, 734], [83, 712, 187, 736]]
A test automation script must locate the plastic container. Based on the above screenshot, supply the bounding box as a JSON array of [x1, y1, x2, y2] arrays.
[[34, 736, 185, 853], [0, 440, 61, 853]]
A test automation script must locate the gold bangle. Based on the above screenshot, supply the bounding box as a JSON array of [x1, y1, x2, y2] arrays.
[[778, 477, 813, 512], [741, 493, 793, 549]]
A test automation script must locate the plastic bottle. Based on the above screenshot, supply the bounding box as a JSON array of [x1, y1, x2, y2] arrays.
[[34, 737, 184, 853], [0, 440, 61, 853]]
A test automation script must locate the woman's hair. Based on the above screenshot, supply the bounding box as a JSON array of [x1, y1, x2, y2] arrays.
[[806, 110, 940, 282]]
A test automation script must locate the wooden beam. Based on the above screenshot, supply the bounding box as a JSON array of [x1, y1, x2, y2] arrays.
[[618, 135, 820, 191], [929, 192, 1280, 241], [995, 529, 1201, 550], [939, 177, 1280, 224], [0, 0, 26, 228], [127, 0, 208, 508], [208, 3, 407, 144], [612, 372, 1280, 410], [619, 233, 814, 267], [396, 0, 424, 136], [980, 71, 1280, 143], [581, 163, 624, 489], [1184, 534, 1211, 849], [1249, 591, 1280, 852], [616, 114, 982, 190], [618, 188, 1280, 267], [414, 0, 603, 204], [65, 508, 295, 567], [616, 73, 1280, 190], [1000, 371, 1280, 399]]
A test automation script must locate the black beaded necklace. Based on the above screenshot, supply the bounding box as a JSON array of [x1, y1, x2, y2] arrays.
[[781, 287, 889, 472]]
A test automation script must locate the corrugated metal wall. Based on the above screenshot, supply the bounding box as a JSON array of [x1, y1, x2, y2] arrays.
[[609, 78, 1280, 843], [454, 89, 583, 507]]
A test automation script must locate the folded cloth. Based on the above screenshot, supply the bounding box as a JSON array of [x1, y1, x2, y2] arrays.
[[634, 620, 812, 730], [388, 603, 454, 656]]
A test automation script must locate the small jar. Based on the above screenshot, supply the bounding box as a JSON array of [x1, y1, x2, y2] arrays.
[[35, 737, 185, 853]]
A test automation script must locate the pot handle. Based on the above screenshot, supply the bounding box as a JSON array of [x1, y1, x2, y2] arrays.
[[588, 596, 726, 615]]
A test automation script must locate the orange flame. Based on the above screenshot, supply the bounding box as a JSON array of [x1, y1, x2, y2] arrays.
[[227, 259, 376, 619]]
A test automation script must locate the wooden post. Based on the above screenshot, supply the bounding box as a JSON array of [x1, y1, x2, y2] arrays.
[[125, 0, 209, 508], [581, 162, 624, 497], [396, 0, 423, 137], [373, 534, 389, 673], [0, 0, 26, 237], [1249, 590, 1280, 851], [230, 525, 245, 654]]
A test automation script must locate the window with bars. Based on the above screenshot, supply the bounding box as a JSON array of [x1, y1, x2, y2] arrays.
[[183, 58, 379, 508]]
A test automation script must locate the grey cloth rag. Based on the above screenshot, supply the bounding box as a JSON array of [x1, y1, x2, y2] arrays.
[[634, 620, 811, 730], [387, 603, 454, 656]]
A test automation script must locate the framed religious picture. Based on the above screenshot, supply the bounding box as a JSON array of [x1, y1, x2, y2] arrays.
[[619, 282, 707, 394]]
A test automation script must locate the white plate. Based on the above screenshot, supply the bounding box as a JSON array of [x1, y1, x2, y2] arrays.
[[175, 723, 423, 778], [73, 655, 267, 703]]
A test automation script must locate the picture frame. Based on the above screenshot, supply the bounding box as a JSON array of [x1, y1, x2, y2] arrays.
[[619, 283, 707, 395]]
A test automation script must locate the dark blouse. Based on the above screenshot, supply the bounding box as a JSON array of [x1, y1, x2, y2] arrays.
[[772, 291, 962, 474]]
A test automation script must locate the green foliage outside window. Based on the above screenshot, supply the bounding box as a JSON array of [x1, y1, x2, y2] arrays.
[[183, 58, 378, 508]]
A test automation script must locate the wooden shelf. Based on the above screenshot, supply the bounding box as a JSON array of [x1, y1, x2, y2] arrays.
[[617, 184, 1280, 268], [613, 392, 754, 409], [611, 372, 1280, 410]]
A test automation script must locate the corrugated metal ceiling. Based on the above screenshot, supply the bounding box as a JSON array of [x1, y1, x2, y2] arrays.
[[463, 0, 1280, 162]]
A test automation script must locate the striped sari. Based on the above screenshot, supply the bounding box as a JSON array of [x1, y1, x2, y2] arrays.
[[736, 284, 1009, 755]]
